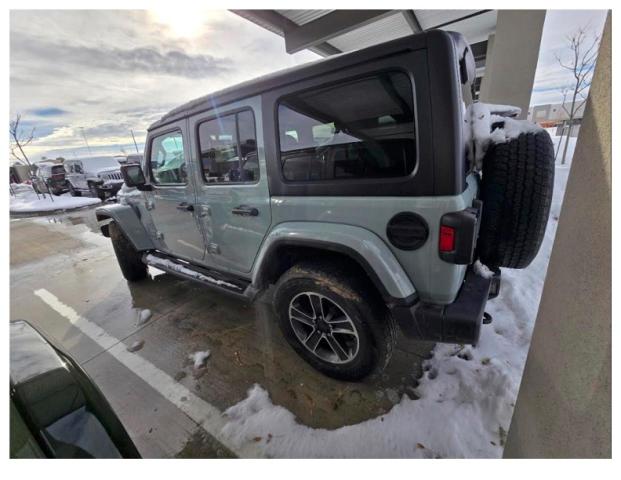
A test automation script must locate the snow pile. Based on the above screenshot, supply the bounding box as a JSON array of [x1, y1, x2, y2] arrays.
[[10, 185, 101, 214], [473, 260, 495, 279], [465, 103, 543, 169], [189, 350, 210, 369], [137, 309, 152, 325], [217, 136, 572, 458], [483, 103, 522, 117]]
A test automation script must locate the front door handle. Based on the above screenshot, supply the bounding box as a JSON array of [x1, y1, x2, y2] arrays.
[[232, 205, 258, 217], [176, 202, 194, 212]]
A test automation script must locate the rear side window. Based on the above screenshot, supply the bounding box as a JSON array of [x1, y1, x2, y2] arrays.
[[278, 71, 416, 182], [198, 109, 259, 183], [149, 131, 186, 184]]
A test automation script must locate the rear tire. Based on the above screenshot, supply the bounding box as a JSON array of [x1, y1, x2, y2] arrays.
[[109, 222, 147, 281], [273, 261, 396, 381]]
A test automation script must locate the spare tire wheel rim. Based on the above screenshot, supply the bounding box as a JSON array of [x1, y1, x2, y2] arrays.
[[288, 292, 359, 364]]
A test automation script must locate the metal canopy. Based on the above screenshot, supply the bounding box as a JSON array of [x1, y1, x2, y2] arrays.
[[232, 9, 496, 54], [231, 9, 496, 96]]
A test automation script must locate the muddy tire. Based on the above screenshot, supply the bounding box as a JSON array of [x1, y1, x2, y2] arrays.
[[478, 130, 555, 269], [273, 261, 396, 381], [109, 222, 147, 281]]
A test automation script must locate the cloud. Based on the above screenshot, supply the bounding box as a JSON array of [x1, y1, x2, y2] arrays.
[[12, 32, 232, 79], [8, 10, 318, 160], [29, 107, 68, 116], [530, 10, 607, 106]]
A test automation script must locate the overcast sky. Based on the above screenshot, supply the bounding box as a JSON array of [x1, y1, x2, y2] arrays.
[[10, 9, 607, 162]]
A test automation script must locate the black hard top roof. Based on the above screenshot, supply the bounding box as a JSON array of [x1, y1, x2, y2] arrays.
[[148, 30, 445, 131]]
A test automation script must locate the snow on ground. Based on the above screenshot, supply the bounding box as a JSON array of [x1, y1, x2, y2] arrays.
[[9, 184, 101, 214], [189, 350, 211, 369], [217, 133, 576, 459], [137, 309, 152, 325]]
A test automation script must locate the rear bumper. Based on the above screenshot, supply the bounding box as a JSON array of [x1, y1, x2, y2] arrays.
[[390, 269, 500, 345]]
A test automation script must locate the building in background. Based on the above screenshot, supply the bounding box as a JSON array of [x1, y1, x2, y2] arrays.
[[528, 101, 586, 137]]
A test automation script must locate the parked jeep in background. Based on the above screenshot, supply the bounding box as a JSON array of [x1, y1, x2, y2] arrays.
[[33, 163, 68, 196], [65, 156, 124, 200], [96, 30, 554, 380]]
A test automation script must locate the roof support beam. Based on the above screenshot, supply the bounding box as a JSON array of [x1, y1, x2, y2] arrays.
[[402, 10, 423, 33], [231, 10, 341, 57], [283, 10, 395, 54], [427, 10, 492, 30]]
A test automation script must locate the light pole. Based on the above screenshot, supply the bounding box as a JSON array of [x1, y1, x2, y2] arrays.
[[79, 127, 92, 156]]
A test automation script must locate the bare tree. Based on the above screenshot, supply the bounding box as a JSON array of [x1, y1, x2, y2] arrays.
[[9, 113, 35, 171], [9, 113, 51, 200], [554, 27, 600, 164]]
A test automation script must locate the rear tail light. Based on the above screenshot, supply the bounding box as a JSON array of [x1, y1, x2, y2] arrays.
[[439, 225, 456, 252], [439, 200, 483, 264]]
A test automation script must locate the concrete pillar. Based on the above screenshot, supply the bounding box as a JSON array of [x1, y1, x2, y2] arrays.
[[478, 10, 546, 119], [478, 33, 495, 100], [503, 12, 611, 458]]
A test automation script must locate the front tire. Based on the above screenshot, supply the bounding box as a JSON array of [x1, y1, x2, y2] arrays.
[[109, 222, 147, 281], [273, 262, 396, 381]]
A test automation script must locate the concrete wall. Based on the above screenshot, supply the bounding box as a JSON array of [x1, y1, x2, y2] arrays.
[[479, 10, 546, 119], [503, 12, 611, 458]]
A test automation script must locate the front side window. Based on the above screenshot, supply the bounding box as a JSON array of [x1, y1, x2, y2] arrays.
[[278, 71, 416, 182], [198, 109, 258, 183], [150, 131, 186, 184]]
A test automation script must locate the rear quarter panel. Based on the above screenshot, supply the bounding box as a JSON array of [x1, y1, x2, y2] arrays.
[[268, 174, 479, 304]]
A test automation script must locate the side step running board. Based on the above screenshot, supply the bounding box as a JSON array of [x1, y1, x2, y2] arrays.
[[143, 252, 252, 298]]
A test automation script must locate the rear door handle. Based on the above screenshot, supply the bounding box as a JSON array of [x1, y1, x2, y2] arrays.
[[232, 205, 258, 217], [176, 202, 194, 212]]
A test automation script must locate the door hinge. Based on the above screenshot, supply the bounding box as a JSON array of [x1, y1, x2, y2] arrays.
[[207, 242, 220, 254], [156, 231, 164, 240], [146, 199, 155, 210]]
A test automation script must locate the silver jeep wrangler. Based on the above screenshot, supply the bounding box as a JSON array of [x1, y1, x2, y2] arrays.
[[96, 30, 554, 380]]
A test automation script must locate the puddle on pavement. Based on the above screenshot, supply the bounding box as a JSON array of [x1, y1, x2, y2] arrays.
[[12, 208, 434, 434], [125, 272, 434, 431]]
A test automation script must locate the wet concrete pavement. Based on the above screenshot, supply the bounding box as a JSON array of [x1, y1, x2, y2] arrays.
[[10, 206, 432, 458]]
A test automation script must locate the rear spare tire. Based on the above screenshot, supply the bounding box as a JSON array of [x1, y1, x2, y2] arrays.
[[478, 130, 555, 269]]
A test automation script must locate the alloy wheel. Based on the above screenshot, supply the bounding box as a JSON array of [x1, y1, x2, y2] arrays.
[[288, 292, 359, 364]]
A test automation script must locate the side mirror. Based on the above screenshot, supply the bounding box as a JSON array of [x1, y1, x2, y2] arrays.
[[120, 164, 152, 191]]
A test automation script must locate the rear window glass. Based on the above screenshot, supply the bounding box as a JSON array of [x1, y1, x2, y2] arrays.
[[198, 110, 259, 183], [278, 71, 416, 182]]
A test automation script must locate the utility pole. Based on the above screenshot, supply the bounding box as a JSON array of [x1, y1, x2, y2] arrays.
[[79, 127, 92, 156], [130, 129, 140, 153]]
